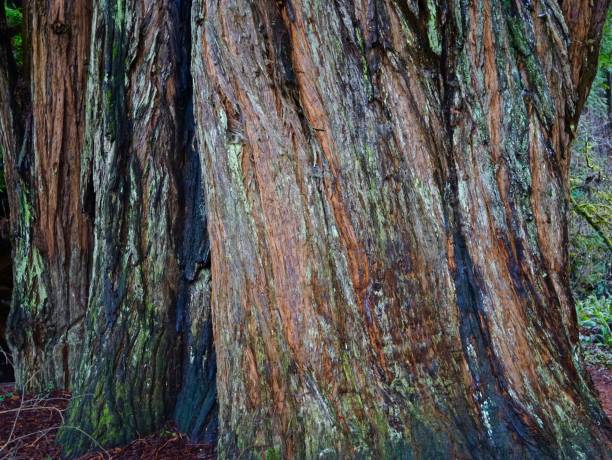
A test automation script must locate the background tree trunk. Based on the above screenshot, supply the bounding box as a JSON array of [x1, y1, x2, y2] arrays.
[[191, 0, 610, 458], [0, 0, 92, 391]]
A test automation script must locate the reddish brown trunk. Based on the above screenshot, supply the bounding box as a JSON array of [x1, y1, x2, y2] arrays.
[[0, 0, 92, 390], [191, 0, 610, 457], [0, 0, 609, 458]]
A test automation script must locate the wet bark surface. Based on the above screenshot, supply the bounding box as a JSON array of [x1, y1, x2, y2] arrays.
[[1, 0, 217, 454], [59, 0, 215, 455]]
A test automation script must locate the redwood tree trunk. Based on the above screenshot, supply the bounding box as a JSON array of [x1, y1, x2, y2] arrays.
[[0, 0, 217, 452], [59, 0, 216, 454], [192, 0, 610, 458], [0, 0, 92, 391], [0, 0, 609, 458]]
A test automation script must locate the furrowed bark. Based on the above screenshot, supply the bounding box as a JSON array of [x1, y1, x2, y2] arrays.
[[58, 0, 216, 455], [0, 0, 92, 391], [60, 0, 184, 456], [191, 0, 610, 458], [0, 1, 22, 385], [1, 0, 608, 457]]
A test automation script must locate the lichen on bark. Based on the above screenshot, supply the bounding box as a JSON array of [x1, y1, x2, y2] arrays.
[[0, 0, 93, 391]]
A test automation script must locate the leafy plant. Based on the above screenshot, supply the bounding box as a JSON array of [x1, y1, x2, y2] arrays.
[[3, 2, 23, 67], [576, 296, 612, 367], [576, 296, 612, 347]]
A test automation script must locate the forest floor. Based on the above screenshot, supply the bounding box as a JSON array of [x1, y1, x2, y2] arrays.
[[0, 386, 215, 459], [0, 361, 609, 459], [588, 365, 612, 418]]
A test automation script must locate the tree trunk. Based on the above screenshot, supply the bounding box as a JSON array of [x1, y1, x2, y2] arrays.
[[191, 0, 610, 458], [0, 0, 609, 458], [0, 0, 217, 453], [59, 0, 216, 455], [606, 67, 612, 123], [0, 0, 92, 391]]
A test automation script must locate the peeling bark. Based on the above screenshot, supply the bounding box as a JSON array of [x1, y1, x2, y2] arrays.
[[191, 0, 610, 457]]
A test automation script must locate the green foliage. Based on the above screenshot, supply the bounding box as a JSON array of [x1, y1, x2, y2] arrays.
[[3, 2, 21, 28], [576, 296, 612, 366], [577, 296, 612, 346], [0, 390, 14, 402], [3, 2, 23, 66], [599, 11, 612, 68]]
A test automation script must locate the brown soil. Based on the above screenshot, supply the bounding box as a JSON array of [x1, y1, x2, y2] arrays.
[[0, 388, 68, 459], [588, 365, 612, 421]]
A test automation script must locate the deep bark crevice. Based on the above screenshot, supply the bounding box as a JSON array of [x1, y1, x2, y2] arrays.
[[56, 0, 217, 455], [0, 0, 26, 387], [173, 0, 218, 446], [0, 1, 14, 385]]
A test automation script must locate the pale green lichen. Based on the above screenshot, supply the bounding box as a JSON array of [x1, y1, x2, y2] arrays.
[[354, 26, 370, 84], [426, 0, 442, 55], [507, 17, 555, 125]]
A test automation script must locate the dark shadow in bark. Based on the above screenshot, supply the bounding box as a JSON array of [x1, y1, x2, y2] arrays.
[[0, 194, 13, 384], [173, 0, 218, 446], [0, 0, 24, 386]]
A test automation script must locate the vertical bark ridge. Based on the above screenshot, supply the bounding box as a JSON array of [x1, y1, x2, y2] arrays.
[[195, 0, 484, 457], [441, 0, 609, 456], [0, 0, 607, 457]]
